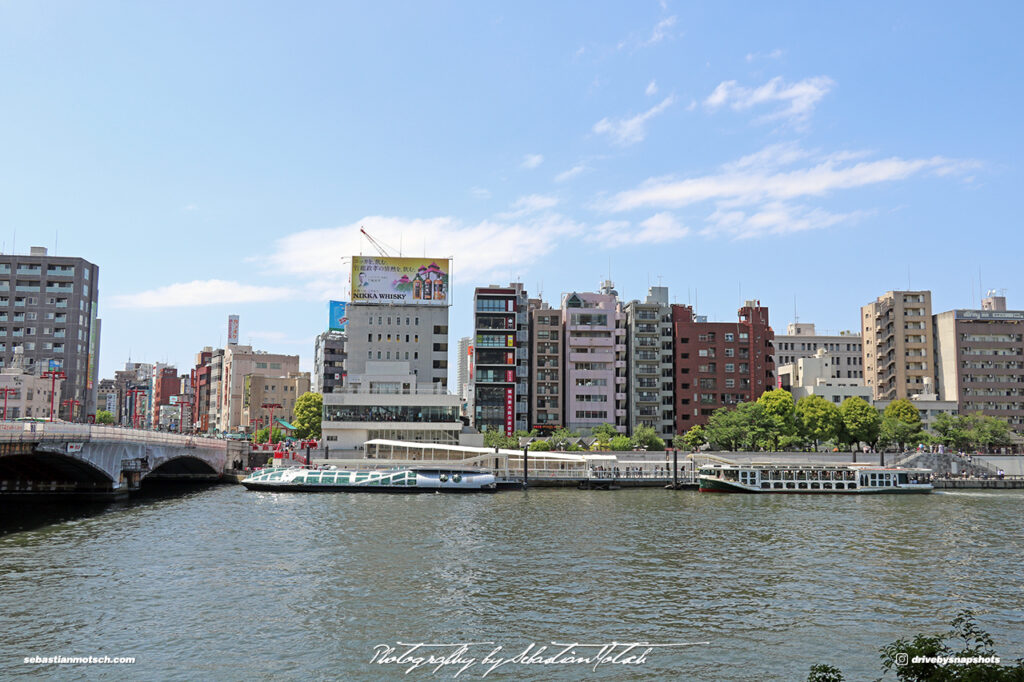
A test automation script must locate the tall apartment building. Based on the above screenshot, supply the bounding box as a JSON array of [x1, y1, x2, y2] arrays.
[[456, 335, 471, 418], [529, 299, 563, 431], [672, 300, 775, 432], [0, 246, 100, 420], [471, 284, 529, 435], [862, 291, 934, 401], [191, 348, 213, 432], [773, 323, 863, 381], [624, 286, 675, 440], [934, 293, 1024, 432], [313, 330, 347, 394], [150, 365, 179, 428], [562, 282, 627, 434]]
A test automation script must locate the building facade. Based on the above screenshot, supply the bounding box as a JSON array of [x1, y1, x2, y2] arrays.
[[772, 323, 863, 381], [562, 282, 627, 434], [471, 284, 529, 435], [313, 330, 347, 394], [777, 349, 874, 405], [624, 286, 675, 440], [862, 291, 934, 401], [150, 365, 179, 428], [0, 246, 100, 420], [0, 349, 63, 419], [241, 372, 311, 433], [672, 300, 775, 432], [934, 294, 1024, 432], [342, 304, 449, 390], [529, 300, 563, 432], [217, 345, 301, 433]]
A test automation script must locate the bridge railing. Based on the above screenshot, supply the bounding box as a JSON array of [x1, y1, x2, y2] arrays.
[[0, 422, 227, 450]]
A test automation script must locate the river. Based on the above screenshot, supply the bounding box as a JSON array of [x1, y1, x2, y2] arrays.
[[1, 485, 1022, 680]]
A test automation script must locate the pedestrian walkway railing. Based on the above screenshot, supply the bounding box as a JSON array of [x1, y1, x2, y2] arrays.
[[0, 422, 226, 450]]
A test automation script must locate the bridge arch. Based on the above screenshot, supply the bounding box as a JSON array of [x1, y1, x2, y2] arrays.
[[0, 451, 114, 492]]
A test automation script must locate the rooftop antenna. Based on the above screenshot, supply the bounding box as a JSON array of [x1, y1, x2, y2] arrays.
[[794, 295, 799, 325]]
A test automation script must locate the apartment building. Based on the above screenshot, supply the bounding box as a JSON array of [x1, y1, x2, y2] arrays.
[[0, 246, 100, 420], [934, 293, 1024, 432], [562, 282, 627, 434], [672, 300, 775, 431], [862, 291, 934, 401], [773, 323, 863, 381], [529, 300, 563, 431], [242, 372, 311, 433], [217, 345, 301, 433], [314, 330, 347, 394], [471, 284, 529, 435], [624, 286, 675, 440], [0, 348, 63, 419]]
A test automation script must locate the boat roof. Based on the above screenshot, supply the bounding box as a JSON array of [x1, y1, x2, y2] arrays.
[[699, 462, 932, 472]]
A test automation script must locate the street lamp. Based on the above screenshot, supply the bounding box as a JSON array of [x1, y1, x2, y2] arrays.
[[41, 370, 66, 422], [0, 387, 16, 420], [62, 398, 81, 423], [262, 403, 282, 445]]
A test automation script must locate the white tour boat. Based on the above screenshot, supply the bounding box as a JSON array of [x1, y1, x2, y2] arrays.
[[697, 462, 933, 494], [241, 466, 497, 493]]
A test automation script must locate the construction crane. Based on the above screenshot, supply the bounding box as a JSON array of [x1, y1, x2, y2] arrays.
[[360, 227, 397, 257]]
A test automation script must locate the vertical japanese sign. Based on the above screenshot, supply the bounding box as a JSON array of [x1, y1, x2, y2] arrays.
[[505, 387, 514, 436], [228, 315, 240, 345]]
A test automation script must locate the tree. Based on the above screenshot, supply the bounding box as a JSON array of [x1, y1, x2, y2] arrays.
[[609, 435, 633, 451], [292, 392, 323, 439], [677, 425, 707, 452], [840, 396, 881, 448], [591, 423, 618, 450], [795, 395, 842, 449], [95, 410, 115, 425], [483, 430, 517, 450], [757, 388, 797, 451], [933, 413, 971, 450], [735, 401, 770, 451], [548, 428, 581, 451], [527, 439, 551, 451], [704, 407, 744, 451], [880, 399, 922, 451], [972, 413, 1013, 452], [254, 427, 284, 444], [631, 424, 665, 451]]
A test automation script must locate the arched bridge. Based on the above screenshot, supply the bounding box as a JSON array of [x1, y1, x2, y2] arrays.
[[0, 423, 247, 500]]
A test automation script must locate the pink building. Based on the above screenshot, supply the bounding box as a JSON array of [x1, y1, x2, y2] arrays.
[[562, 282, 628, 434]]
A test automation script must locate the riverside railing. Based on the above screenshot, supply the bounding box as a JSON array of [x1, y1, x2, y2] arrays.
[[0, 422, 227, 449]]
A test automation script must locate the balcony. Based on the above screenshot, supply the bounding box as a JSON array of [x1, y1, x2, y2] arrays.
[[615, 392, 626, 401], [46, 285, 73, 293], [615, 409, 626, 417], [614, 360, 626, 368]]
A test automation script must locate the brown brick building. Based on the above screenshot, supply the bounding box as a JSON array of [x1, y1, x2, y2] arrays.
[[672, 300, 775, 432]]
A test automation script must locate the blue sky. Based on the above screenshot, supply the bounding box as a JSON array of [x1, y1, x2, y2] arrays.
[[1, 2, 1021, 380]]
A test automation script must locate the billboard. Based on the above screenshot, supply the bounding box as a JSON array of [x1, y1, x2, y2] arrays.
[[227, 315, 240, 345], [351, 257, 451, 306], [329, 301, 348, 331]]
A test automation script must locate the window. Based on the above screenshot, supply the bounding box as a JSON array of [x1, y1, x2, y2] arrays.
[[724, 333, 734, 342]]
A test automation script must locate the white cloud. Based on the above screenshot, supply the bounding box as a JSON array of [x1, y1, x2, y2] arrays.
[[497, 194, 559, 219], [745, 48, 784, 63], [608, 154, 965, 212], [470, 186, 491, 199], [588, 213, 689, 247], [521, 153, 544, 169], [111, 280, 296, 308], [601, 145, 975, 239], [555, 164, 587, 183], [574, 46, 586, 58], [646, 80, 658, 96], [593, 95, 675, 146], [182, 203, 198, 211], [704, 75, 835, 124], [643, 16, 677, 46], [269, 214, 584, 292]]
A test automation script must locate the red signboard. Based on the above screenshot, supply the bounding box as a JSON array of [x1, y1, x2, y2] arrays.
[[505, 387, 514, 436]]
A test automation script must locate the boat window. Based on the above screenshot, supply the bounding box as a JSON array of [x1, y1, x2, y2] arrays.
[[760, 482, 770, 489], [810, 482, 820, 489], [785, 482, 795, 489], [773, 482, 783, 489], [848, 483, 856, 489], [823, 482, 832, 489], [797, 471, 806, 480], [798, 482, 807, 489]]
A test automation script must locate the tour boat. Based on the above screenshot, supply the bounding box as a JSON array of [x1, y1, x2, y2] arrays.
[[241, 466, 497, 493], [697, 463, 933, 494]]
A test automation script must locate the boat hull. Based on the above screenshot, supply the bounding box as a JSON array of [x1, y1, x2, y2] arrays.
[[698, 476, 932, 494], [241, 482, 496, 494]]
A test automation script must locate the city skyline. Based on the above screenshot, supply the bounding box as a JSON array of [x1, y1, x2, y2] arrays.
[[1, 2, 1020, 380]]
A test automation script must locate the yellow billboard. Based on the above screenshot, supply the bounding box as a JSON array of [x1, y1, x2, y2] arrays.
[[351, 257, 451, 306]]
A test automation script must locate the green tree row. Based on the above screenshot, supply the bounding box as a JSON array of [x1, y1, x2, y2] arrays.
[[671, 389, 993, 453], [484, 423, 667, 452]]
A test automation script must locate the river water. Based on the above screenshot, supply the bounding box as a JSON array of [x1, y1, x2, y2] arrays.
[[1, 485, 1022, 680]]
